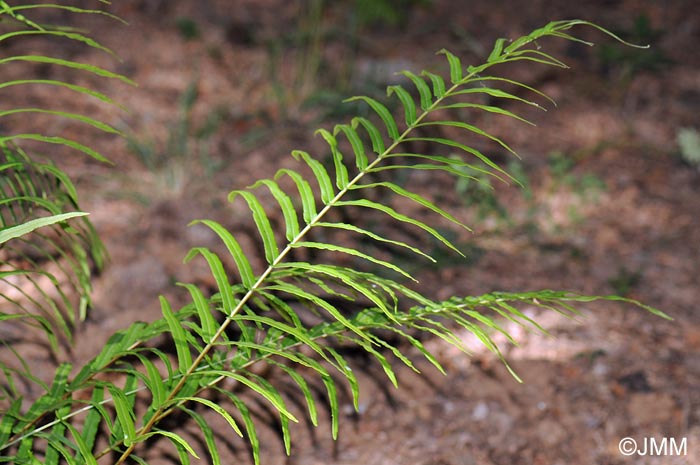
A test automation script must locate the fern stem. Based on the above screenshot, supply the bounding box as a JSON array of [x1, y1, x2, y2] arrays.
[[110, 72, 466, 462]]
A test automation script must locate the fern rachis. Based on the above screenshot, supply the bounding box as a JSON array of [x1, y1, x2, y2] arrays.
[[0, 6, 669, 464]]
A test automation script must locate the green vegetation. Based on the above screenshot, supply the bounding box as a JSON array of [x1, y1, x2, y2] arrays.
[[0, 3, 667, 464]]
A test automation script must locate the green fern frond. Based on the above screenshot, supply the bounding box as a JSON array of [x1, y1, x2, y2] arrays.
[[0, 17, 668, 465], [0, 147, 106, 335], [0, 2, 129, 455]]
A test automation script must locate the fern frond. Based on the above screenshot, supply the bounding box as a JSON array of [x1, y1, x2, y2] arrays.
[[0, 148, 106, 336], [0, 18, 669, 465], [0, 3, 129, 458]]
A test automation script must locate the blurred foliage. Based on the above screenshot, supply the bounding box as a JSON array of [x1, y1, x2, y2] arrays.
[[609, 266, 642, 297], [353, 0, 432, 28], [126, 81, 224, 196], [175, 16, 200, 40], [676, 127, 700, 168]]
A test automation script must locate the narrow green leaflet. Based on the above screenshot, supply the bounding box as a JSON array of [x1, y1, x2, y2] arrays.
[[65, 423, 98, 465], [0, 212, 88, 244], [387, 85, 417, 126], [350, 116, 385, 156], [292, 241, 417, 281], [179, 407, 221, 465], [140, 430, 200, 459], [228, 190, 279, 264], [421, 70, 446, 98], [174, 397, 243, 437], [417, 120, 518, 156], [184, 247, 238, 318], [488, 37, 507, 62], [352, 181, 471, 231], [400, 70, 433, 110], [344, 96, 400, 140], [160, 296, 193, 374], [179, 283, 218, 342], [334, 123, 369, 170], [0, 55, 135, 84], [251, 179, 300, 241], [188, 220, 255, 289], [0, 79, 125, 109], [438, 49, 463, 83], [81, 387, 106, 452], [199, 370, 298, 424], [0, 107, 120, 134], [313, 221, 435, 262], [274, 168, 317, 223], [106, 384, 137, 448], [215, 390, 260, 465], [336, 199, 463, 256], [270, 361, 318, 426], [0, 134, 110, 162], [291, 150, 335, 204], [316, 128, 349, 189], [266, 280, 370, 338]]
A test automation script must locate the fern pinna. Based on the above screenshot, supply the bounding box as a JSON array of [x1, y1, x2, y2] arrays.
[[0, 11, 667, 465]]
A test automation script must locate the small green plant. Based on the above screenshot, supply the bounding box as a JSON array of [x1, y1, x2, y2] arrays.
[[449, 156, 529, 223], [676, 127, 700, 169], [175, 16, 199, 41], [265, 0, 430, 121], [125, 80, 224, 197], [0, 4, 668, 465], [609, 266, 643, 297]]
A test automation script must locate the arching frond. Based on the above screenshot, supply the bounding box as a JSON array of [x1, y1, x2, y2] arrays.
[[0, 16, 666, 465]]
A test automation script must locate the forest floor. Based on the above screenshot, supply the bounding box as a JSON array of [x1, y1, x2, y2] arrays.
[[4, 0, 700, 464]]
